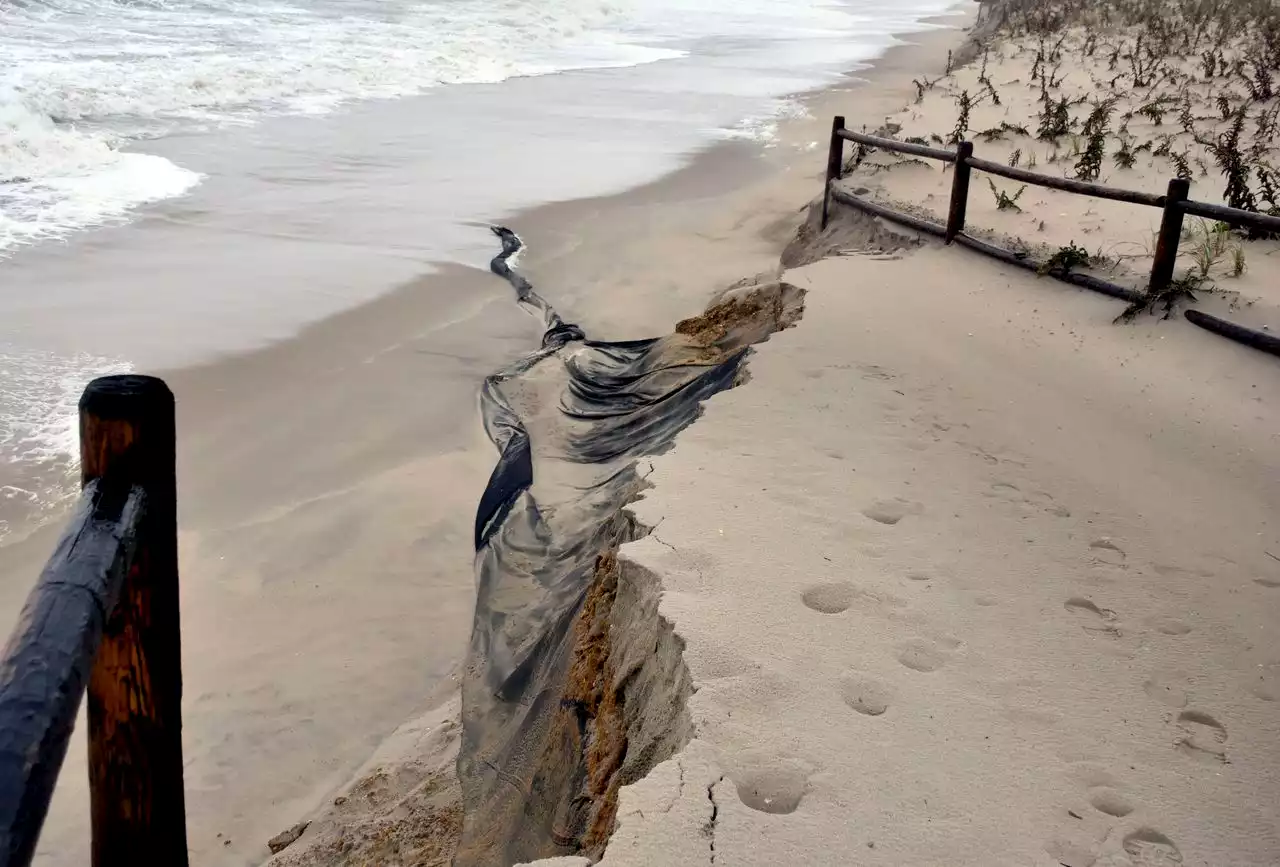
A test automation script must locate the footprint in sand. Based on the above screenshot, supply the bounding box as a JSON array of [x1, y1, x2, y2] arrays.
[[1087, 786, 1135, 818], [986, 481, 1072, 518], [1142, 671, 1189, 708], [1064, 597, 1121, 636], [838, 674, 895, 716], [1143, 615, 1192, 636], [1174, 710, 1228, 764], [861, 498, 919, 526], [895, 639, 951, 673], [1031, 491, 1072, 518], [731, 762, 809, 815], [801, 582, 904, 615], [858, 363, 896, 382], [1089, 538, 1127, 566], [1254, 577, 1280, 589], [1044, 838, 1097, 867], [1245, 661, 1280, 702], [802, 582, 856, 614], [1122, 828, 1183, 866]]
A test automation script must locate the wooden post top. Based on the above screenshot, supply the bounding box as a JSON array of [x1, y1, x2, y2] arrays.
[[79, 375, 173, 420]]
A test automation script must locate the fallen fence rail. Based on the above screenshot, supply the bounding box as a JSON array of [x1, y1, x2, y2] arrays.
[[822, 115, 1279, 359], [1185, 310, 1280, 358], [0, 375, 188, 867]]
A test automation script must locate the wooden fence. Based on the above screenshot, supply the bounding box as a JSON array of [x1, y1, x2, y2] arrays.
[[0, 376, 188, 867], [822, 116, 1280, 357]]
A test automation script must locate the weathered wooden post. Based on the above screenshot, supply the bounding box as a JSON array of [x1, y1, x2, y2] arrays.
[[945, 140, 974, 244], [1149, 177, 1190, 296], [821, 115, 846, 230], [80, 376, 188, 867]]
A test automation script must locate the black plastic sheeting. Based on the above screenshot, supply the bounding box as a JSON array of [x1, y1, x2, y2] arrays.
[[456, 228, 761, 866]]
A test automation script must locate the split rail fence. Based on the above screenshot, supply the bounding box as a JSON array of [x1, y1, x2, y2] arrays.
[[822, 115, 1280, 357]]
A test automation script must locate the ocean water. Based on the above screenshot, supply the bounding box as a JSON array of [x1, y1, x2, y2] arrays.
[[0, 0, 959, 542]]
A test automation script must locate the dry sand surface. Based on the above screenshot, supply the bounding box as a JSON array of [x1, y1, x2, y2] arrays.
[[602, 238, 1280, 866], [573, 5, 1280, 865]]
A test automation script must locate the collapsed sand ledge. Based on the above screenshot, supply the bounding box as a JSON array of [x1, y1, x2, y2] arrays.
[[258, 242, 805, 866], [452, 226, 806, 864]]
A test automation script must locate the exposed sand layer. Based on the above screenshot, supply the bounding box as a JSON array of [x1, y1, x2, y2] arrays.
[[264, 699, 462, 867], [455, 226, 804, 866]]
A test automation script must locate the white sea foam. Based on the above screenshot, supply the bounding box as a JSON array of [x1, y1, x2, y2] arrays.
[[0, 347, 134, 544], [0, 0, 692, 253], [0, 0, 959, 254], [720, 99, 814, 146], [0, 98, 203, 249]]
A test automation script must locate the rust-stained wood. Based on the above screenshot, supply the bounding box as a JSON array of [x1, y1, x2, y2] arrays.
[[0, 483, 144, 867], [80, 375, 188, 867]]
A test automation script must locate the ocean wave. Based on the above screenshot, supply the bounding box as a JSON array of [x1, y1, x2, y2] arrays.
[[0, 97, 202, 249], [0, 0, 931, 254], [0, 0, 692, 253]]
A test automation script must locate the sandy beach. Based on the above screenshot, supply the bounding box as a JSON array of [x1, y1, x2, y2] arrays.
[[6, 0, 1280, 864], [1, 9, 975, 865], [590, 2, 1280, 865]]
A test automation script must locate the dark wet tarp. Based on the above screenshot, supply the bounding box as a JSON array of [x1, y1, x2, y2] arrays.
[[457, 228, 799, 866]]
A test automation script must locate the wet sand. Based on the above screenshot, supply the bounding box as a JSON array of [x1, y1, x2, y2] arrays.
[[4, 14, 974, 865]]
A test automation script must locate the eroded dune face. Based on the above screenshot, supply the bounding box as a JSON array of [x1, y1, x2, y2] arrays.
[[456, 228, 803, 867]]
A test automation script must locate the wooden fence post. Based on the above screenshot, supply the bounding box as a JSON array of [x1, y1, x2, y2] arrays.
[[80, 376, 188, 867], [1149, 177, 1190, 296], [821, 116, 846, 230], [945, 141, 974, 244]]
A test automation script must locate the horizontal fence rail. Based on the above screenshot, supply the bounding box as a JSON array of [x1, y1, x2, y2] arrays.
[[0, 483, 144, 867], [1180, 199, 1280, 238], [0, 375, 188, 867], [836, 127, 958, 163], [821, 115, 1280, 359], [964, 154, 1167, 208]]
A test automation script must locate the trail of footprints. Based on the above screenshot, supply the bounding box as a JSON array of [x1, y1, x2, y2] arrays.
[[779, 361, 1264, 863], [791, 485, 1234, 865]]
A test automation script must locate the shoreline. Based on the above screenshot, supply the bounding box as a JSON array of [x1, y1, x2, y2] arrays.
[[3, 8, 979, 865]]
